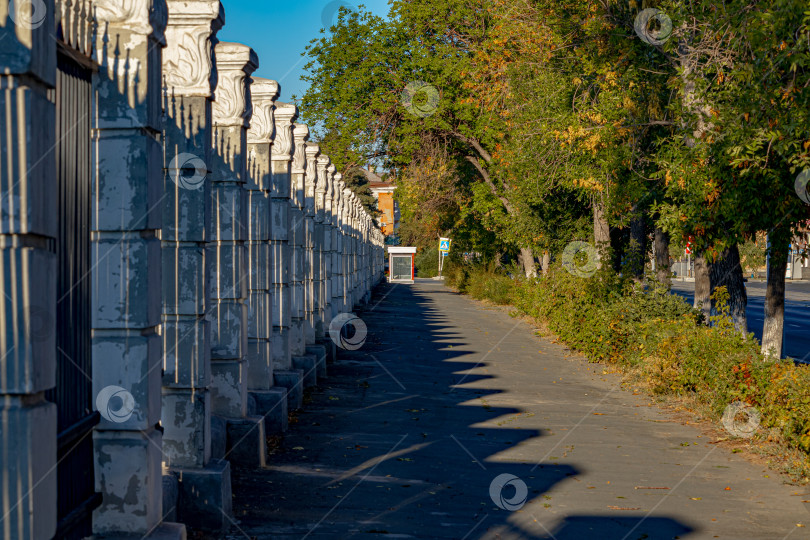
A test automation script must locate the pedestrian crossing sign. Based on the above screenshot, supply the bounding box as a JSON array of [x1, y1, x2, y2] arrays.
[[439, 238, 451, 252]]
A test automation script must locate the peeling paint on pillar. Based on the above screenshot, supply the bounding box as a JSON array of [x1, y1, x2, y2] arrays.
[[270, 101, 297, 370], [209, 41, 258, 418], [91, 0, 170, 533]]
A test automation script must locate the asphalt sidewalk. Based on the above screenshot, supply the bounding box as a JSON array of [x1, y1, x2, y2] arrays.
[[226, 279, 808, 539]]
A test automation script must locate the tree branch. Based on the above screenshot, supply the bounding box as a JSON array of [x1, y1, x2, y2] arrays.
[[464, 155, 514, 214], [452, 131, 493, 163]]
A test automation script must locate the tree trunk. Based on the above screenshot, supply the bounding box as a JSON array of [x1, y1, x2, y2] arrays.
[[694, 252, 711, 323], [709, 244, 748, 335], [593, 194, 609, 267], [654, 228, 671, 287], [627, 212, 647, 279], [610, 227, 627, 273], [542, 251, 551, 275], [519, 247, 537, 278], [762, 240, 788, 358]]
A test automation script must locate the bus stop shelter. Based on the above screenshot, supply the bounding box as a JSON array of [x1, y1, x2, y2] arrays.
[[388, 246, 417, 283]]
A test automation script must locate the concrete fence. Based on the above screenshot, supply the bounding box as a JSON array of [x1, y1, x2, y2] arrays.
[[0, 0, 386, 537]]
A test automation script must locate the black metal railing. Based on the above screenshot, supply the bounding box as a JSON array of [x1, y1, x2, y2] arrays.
[[44, 51, 100, 540]]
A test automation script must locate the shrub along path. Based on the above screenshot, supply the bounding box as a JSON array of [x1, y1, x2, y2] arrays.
[[226, 279, 807, 539]]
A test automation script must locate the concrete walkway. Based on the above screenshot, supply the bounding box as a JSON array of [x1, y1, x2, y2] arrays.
[[225, 279, 808, 539]]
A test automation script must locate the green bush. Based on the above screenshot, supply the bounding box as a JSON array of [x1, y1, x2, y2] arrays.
[[415, 248, 439, 278], [449, 262, 810, 475], [444, 260, 469, 292], [445, 263, 517, 304], [466, 265, 516, 305]]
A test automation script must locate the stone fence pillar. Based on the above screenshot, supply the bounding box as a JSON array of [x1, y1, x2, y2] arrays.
[[289, 124, 320, 387], [363, 215, 369, 293], [329, 173, 343, 318], [0, 2, 57, 537], [296, 135, 328, 378], [245, 77, 289, 435], [245, 93, 273, 411], [306, 144, 322, 342], [376, 230, 383, 284], [338, 183, 350, 315], [322, 164, 335, 324], [90, 0, 181, 535], [356, 209, 364, 303], [160, 0, 233, 529], [367, 214, 373, 292], [210, 41, 266, 468], [364, 210, 371, 298], [270, 102, 305, 409], [342, 184, 351, 315], [314, 156, 334, 361], [351, 196, 361, 306], [349, 191, 358, 310], [344, 194, 353, 311], [327, 173, 343, 319], [289, 127, 307, 357], [290, 125, 307, 357]]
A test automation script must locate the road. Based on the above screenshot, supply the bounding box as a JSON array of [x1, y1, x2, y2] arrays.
[[670, 280, 810, 363], [225, 279, 808, 539]]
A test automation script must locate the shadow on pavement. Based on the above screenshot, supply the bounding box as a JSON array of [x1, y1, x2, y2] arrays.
[[225, 281, 695, 539]]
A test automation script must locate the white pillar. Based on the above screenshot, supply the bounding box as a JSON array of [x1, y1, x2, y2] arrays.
[[321, 163, 335, 324], [245, 77, 289, 433], [245, 78, 276, 392], [289, 124, 320, 386], [303, 140, 318, 345], [339, 184, 351, 314], [306, 144, 323, 341], [314, 155, 337, 362], [350, 193, 359, 308], [210, 41, 267, 467], [161, 0, 233, 529], [316, 156, 331, 327], [290, 123, 308, 358], [0, 2, 58, 537], [332, 175, 345, 319], [270, 102, 297, 370], [91, 0, 172, 534], [161, 0, 223, 470], [269, 102, 308, 408], [246, 76, 278, 390]]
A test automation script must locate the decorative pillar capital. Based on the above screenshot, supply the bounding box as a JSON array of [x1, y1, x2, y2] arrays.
[[306, 143, 321, 168], [94, 0, 169, 116], [342, 188, 353, 218], [163, 0, 225, 97], [326, 166, 336, 202], [332, 173, 342, 205], [315, 154, 329, 193], [291, 123, 309, 174], [95, 0, 169, 44], [335, 176, 345, 227], [247, 77, 279, 144], [212, 41, 258, 127], [305, 143, 320, 215], [271, 102, 298, 161]]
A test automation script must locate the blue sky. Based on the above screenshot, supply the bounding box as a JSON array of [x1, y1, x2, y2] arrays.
[[219, 0, 391, 104]]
